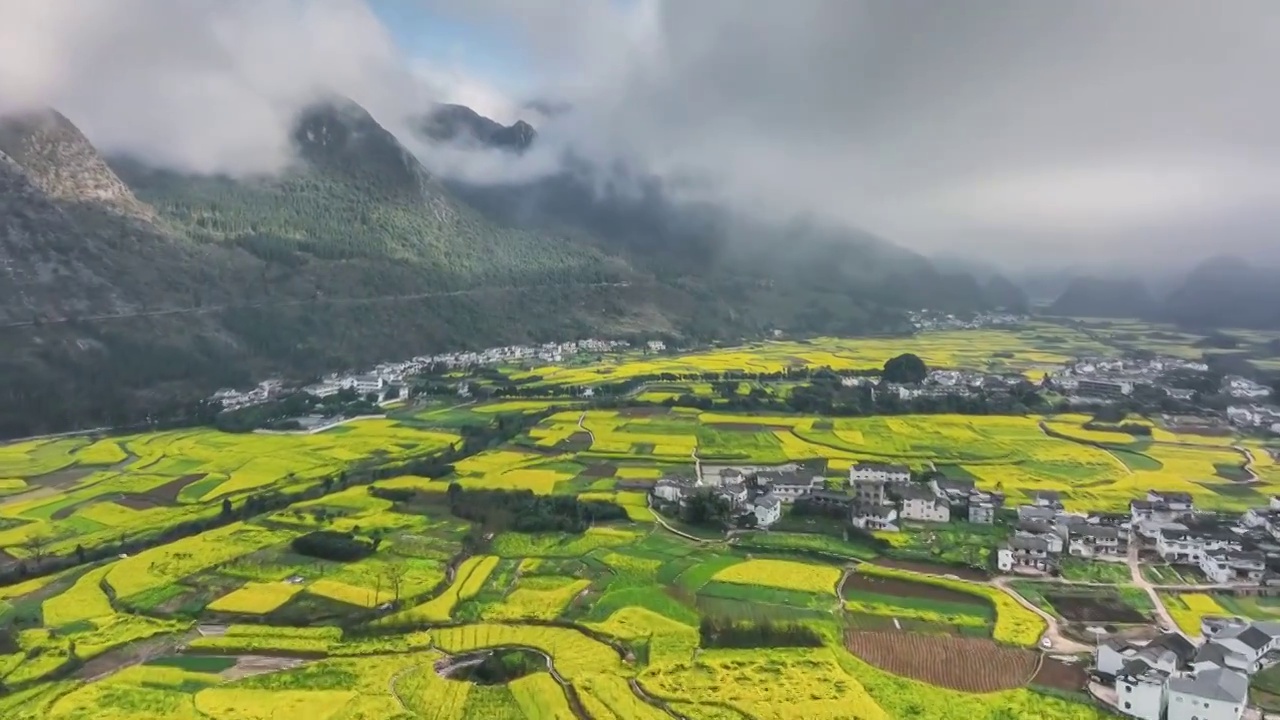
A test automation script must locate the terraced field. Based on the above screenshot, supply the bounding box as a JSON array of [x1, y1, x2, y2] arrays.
[[3, 327, 1251, 719]]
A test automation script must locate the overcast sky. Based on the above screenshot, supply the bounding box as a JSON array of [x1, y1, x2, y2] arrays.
[[2, 0, 1278, 269]]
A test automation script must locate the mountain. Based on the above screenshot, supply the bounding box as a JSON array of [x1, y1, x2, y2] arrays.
[[418, 103, 536, 153], [1162, 255, 1280, 329], [981, 274, 1030, 314], [1046, 276, 1155, 319], [0, 100, 997, 437]]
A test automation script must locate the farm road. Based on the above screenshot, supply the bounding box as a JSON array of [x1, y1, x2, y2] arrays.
[[1127, 542, 1179, 635], [991, 577, 1090, 654]]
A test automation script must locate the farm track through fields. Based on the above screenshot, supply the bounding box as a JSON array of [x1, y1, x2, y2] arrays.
[[990, 577, 1090, 653], [1127, 542, 1178, 634]]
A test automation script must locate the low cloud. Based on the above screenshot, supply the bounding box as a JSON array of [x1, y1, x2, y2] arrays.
[[0, 0, 452, 176], [4, 0, 1280, 267], [425, 0, 1280, 266]]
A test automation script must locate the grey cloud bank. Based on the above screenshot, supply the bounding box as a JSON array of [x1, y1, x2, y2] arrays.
[[2, 0, 1278, 267]]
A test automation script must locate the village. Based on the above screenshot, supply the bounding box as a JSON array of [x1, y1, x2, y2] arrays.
[[649, 460, 1280, 720]]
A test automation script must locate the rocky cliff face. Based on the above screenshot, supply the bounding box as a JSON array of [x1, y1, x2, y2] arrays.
[[0, 109, 154, 221]]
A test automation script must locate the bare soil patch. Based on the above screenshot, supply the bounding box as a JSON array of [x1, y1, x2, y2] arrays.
[[218, 654, 308, 680], [844, 630, 1037, 692], [1043, 589, 1146, 623], [559, 433, 594, 452], [139, 473, 208, 504], [580, 465, 617, 478], [25, 465, 97, 489], [1032, 657, 1089, 693], [115, 495, 166, 510], [875, 557, 990, 581], [843, 573, 990, 610]]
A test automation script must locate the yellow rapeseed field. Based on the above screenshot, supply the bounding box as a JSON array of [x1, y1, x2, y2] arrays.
[[207, 582, 304, 614], [712, 559, 842, 595]]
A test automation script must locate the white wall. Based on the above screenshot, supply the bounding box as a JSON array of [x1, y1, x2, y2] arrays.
[[1166, 689, 1243, 720], [1116, 679, 1163, 720]]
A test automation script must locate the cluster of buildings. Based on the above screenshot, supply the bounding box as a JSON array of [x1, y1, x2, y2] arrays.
[[1096, 626, 1272, 720], [1048, 356, 1211, 400], [207, 338, 634, 410], [652, 463, 825, 527], [906, 310, 1026, 331], [839, 368, 1033, 401], [992, 493, 1129, 572]]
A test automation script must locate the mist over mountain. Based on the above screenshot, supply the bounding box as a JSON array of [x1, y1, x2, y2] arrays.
[[0, 98, 1005, 437], [1046, 277, 1155, 320]]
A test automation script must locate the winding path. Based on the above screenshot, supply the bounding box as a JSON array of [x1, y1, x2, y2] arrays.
[[576, 412, 596, 445], [1127, 540, 1178, 634], [646, 494, 711, 543], [990, 577, 1091, 654]]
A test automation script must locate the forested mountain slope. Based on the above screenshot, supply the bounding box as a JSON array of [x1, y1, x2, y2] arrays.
[[0, 100, 996, 437]]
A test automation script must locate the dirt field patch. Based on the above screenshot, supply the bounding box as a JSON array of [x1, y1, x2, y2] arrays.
[[559, 433, 594, 452], [1043, 589, 1146, 623], [845, 630, 1037, 692], [842, 573, 990, 610], [141, 473, 209, 504], [1032, 657, 1089, 693], [115, 495, 166, 510], [218, 654, 309, 680], [580, 465, 617, 478], [873, 557, 991, 581]]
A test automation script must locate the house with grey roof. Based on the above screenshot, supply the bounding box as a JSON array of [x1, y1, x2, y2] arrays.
[[1068, 523, 1127, 558], [851, 504, 899, 532], [752, 494, 782, 527], [1115, 658, 1170, 720], [996, 533, 1056, 573], [754, 471, 824, 503], [1164, 667, 1248, 720], [899, 485, 949, 523]]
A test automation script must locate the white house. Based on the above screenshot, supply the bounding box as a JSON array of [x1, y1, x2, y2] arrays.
[[753, 494, 782, 527], [1096, 632, 1196, 678], [1116, 660, 1168, 720], [341, 374, 385, 394], [1156, 528, 1241, 563], [1164, 668, 1248, 720], [1198, 552, 1265, 585], [849, 462, 910, 485], [899, 486, 950, 523], [996, 534, 1055, 572], [653, 478, 697, 503], [851, 505, 899, 532], [1191, 643, 1252, 674], [1210, 624, 1273, 671], [1148, 491, 1195, 513], [1069, 525, 1125, 558], [756, 471, 824, 503]]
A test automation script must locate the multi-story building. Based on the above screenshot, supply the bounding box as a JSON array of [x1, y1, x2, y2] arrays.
[[899, 485, 950, 523], [755, 471, 824, 503], [996, 534, 1056, 572], [1068, 524, 1126, 558], [849, 462, 910, 485], [850, 477, 887, 506]]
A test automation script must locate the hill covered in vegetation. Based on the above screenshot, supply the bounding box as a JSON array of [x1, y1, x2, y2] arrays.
[[0, 100, 1001, 437]]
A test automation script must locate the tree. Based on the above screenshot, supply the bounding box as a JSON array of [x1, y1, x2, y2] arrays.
[[220, 498, 233, 518], [384, 386, 401, 400], [384, 562, 408, 601], [22, 532, 57, 566], [882, 353, 928, 384]]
